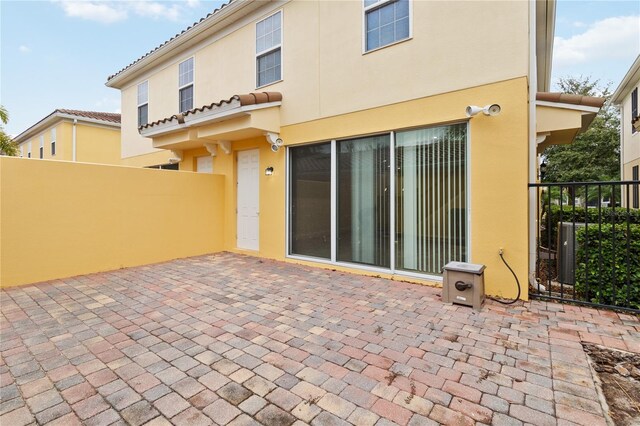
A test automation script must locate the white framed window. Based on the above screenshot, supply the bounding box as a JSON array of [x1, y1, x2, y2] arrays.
[[138, 81, 149, 127], [196, 156, 213, 174], [28, 141, 32, 158], [364, 0, 410, 52], [256, 11, 282, 88], [51, 128, 56, 156], [178, 58, 194, 112], [39, 135, 44, 159]]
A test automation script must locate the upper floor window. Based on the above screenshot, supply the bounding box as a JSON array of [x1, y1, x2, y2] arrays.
[[51, 128, 56, 156], [632, 87, 638, 134], [178, 58, 194, 112], [39, 136, 44, 159], [364, 0, 410, 52], [138, 81, 149, 127], [256, 11, 282, 88]]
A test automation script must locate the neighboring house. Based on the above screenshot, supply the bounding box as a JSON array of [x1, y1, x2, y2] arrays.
[[105, 0, 601, 297], [14, 109, 121, 165], [612, 55, 640, 208]]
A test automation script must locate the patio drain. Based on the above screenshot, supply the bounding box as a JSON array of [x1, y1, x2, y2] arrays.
[[583, 344, 640, 426]]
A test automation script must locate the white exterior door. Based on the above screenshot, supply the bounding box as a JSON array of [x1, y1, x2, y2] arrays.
[[237, 149, 260, 250]]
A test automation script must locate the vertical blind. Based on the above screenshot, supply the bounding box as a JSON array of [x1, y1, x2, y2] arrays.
[[396, 124, 467, 274]]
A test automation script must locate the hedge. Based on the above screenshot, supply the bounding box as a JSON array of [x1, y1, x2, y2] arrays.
[[575, 224, 640, 309], [540, 206, 640, 250]]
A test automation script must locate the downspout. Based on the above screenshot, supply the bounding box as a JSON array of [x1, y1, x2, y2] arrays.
[[619, 106, 624, 185], [528, 0, 538, 290], [72, 118, 77, 162]]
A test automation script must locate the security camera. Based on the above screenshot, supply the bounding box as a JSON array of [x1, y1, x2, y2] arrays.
[[466, 106, 484, 117], [466, 104, 502, 117], [484, 104, 501, 116], [271, 144, 280, 153], [167, 157, 181, 164]]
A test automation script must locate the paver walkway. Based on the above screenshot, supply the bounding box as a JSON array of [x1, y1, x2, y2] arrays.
[[1, 253, 638, 426]]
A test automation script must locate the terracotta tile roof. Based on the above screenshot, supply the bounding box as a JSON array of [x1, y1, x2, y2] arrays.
[[14, 109, 121, 143], [536, 92, 606, 108], [139, 92, 282, 130], [107, 0, 233, 82], [56, 109, 121, 124]]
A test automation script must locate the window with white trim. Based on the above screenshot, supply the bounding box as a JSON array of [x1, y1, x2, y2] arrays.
[[178, 58, 194, 112], [28, 141, 32, 158], [196, 156, 213, 174], [39, 135, 44, 159], [364, 0, 410, 52], [138, 81, 149, 127], [256, 11, 282, 88], [51, 128, 56, 156]]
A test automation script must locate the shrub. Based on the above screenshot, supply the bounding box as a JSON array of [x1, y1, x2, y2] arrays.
[[574, 224, 640, 309], [540, 206, 640, 250]]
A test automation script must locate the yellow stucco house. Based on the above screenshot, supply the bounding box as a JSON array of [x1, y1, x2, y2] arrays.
[[102, 0, 601, 298], [612, 55, 640, 208], [13, 109, 121, 165]]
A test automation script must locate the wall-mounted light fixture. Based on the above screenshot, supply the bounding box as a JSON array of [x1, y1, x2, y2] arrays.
[[465, 104, 501, 117], [539, 159, 548, 181], [265, 166, 274, 176]]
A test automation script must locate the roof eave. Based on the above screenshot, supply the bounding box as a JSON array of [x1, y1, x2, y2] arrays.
[[139, 101, 281, 138], [611, 55, 640, 105], [14, 112, 120, 144], [105, 0, 264, 89]]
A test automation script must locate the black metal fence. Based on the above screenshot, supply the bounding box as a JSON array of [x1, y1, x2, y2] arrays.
[[529, 181, 640, 312]]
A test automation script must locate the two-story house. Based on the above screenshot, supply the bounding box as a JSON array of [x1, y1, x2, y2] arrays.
[[14, 109, 121, 165], [612, 55, 640, 208], [105, 0, 601, 298]]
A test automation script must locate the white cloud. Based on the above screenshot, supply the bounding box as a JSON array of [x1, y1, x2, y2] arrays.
[[554, 15, 640, 67], [18, 45, 31, 54], [129, 1, 180, 21], [55, 1, 128, 24], [53, 0, 197, 24], [94, 96, 120, 111]]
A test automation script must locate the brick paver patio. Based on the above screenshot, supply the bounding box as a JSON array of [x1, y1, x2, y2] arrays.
[[1, 253, 638, 426]]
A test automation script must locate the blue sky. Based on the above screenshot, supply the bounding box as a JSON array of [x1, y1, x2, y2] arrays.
[[1, 0, 639, 136]]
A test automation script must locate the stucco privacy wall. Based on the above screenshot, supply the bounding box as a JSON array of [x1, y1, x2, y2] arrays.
[[0, 157, 224, 288]]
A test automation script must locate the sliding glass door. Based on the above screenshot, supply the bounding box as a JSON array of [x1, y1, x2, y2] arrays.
[[337, 135, 390, 267], [395, 124, 467, 274], [288, 123, 467, 276], [289, 143, 331, 259]]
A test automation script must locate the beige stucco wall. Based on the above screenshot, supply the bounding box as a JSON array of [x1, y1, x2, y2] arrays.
[[75, 124, 121, 165], [17, 122, 67, 160], [118, 0, 529, 163], [16, 121, 120, 165], [172, 78, 530, 300]]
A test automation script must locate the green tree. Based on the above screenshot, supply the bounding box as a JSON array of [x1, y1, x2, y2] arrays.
[[0, 105, 19, 156], [542, 76, 620, 183]]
